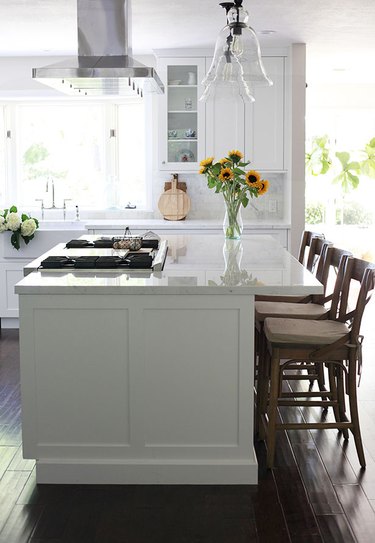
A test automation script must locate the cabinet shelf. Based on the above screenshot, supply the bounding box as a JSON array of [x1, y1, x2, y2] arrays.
[[168, 85, 197, 88], [168, 138, 197, 142], [168, 110, 198, 114]]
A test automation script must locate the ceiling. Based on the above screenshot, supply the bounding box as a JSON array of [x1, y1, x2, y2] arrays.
[[0, 0, 375, 84]]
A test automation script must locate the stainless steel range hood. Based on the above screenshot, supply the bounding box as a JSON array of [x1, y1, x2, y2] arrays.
[[33, 0, 164, 97]]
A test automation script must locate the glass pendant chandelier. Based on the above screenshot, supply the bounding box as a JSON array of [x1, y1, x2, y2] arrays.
[[201, 0, 272, 102]]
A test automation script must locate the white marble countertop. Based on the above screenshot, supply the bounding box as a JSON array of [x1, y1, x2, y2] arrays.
[[84, 219, 290, 230], [15, 234, 322, 296]]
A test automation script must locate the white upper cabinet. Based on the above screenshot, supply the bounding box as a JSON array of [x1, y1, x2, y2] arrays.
[[157, 57, 206, 171], [245, 57, 285, 171], [156, 53, 286, 172]]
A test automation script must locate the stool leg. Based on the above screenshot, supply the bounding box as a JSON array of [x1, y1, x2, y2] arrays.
[[327, 362, 342, 426], [257, 337, 270, 440], [348, 354, 366, 468], [266, 347, 280, 469], [336, 365, 349, 440]]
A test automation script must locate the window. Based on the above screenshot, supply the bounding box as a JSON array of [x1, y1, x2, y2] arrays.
[[118, 101, 146, 207], [1, 100, 149, 212], [0, 107, 5, 203]]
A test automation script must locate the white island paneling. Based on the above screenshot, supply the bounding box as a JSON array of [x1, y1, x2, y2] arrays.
[[16, 234, 322, 484]]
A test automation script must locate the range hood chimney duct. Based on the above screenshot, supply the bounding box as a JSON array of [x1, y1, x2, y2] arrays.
[[33, 0, 164, 97]]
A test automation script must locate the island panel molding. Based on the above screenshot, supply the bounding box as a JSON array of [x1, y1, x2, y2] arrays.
[[19, 293, 256, 484]]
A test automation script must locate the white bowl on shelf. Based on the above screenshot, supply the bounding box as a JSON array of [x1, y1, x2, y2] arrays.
[[169, 79, 181, 85]]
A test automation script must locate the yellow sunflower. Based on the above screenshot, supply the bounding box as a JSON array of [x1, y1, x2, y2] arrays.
[[257, 179, 269, 195], [228, 150, 243, 161], [219, 158, 229, 165], [245, 170, 261, 186], [219, 167, 234, 182], [199, 157, 214, 173]]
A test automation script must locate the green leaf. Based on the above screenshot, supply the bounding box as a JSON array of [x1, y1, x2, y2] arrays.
[[333, 171, 360, 192], [34, 218, 39, 228], [10, 232, 20, 250], [305, 135, 332, 176], [347, 161, 360, 172], [242, 196, 249, 208], [360, 160, 375, 178], [9, 205, 17, 213], [335, 152, 350, 169], [320, 161, 331, 175], [347, 171, 360, 189], [359, 138, 375, 178], [21, 213, 29, 221]]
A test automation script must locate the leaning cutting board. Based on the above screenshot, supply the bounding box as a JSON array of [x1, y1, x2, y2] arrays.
[[158, 178, 191, 221]]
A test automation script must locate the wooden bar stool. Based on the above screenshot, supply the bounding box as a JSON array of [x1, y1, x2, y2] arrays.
[[258, 257, 375, 469], [255, 246, 351, 433]]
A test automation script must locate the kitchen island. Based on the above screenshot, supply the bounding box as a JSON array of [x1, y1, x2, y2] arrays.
[[15, 234, 322, 484]]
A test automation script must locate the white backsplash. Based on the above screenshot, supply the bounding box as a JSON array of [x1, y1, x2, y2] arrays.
[[152, 172, 287, 223]]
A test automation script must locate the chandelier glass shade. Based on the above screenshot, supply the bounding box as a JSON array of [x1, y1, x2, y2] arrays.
[[200, 1, 272, 102]]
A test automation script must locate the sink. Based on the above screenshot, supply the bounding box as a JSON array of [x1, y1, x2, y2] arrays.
[[2, 226, 87, 259], [38, 220, 86, 231]]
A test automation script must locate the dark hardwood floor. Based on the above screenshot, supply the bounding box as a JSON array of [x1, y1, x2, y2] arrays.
[[1, 298, 375, 542]]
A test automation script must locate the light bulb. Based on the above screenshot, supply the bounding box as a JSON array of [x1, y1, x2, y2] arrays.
[[232, 35, 244, 56]]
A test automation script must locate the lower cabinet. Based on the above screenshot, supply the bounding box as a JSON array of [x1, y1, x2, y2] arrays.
[[0, 229, 87, 324], [0, 262, 26, 318]]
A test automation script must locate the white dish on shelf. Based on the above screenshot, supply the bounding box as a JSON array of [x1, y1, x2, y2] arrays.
[[169, 80, 181, 85]]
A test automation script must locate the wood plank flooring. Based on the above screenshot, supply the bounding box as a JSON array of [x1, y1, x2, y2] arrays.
[[0, 297, 375, 542]]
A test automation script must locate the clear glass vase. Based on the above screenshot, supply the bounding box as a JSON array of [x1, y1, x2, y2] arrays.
[[223, 200, 243, 239], [222, 239, 244, 285]]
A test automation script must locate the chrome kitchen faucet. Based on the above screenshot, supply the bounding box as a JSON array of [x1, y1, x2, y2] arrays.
[[35, 178, 72, 219]]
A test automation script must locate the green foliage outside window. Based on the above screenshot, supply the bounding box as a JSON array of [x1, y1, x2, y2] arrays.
[[305, 136, 375, 192], [23, 142, 67, 182]]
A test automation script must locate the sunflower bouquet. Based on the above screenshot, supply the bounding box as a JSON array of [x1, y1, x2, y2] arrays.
[[199, 150, 269, 239]]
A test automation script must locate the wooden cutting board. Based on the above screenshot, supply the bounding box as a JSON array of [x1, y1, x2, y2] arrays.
[[158, 179, 191, 221]]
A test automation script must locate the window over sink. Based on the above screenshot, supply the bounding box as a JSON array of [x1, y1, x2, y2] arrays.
[[0, 99, 150, 213]]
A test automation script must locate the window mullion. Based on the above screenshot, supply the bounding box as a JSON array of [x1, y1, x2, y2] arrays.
[[105, 103, 119, 208], [5, 105, 18, 206]]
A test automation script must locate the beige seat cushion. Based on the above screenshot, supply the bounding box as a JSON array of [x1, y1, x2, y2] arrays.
[[264, 317, 350, 345], [255, 301, 329, 322]]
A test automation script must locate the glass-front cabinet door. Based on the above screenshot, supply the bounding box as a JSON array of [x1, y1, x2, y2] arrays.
[[157, 57, 206, 171]]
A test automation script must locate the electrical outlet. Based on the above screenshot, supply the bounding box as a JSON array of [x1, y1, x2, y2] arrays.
[[269, 200, 277, 213]]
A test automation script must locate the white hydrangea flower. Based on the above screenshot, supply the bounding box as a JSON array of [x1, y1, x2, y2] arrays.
[[0, 216, 7, 233], [6, 212, 21, 232], [20, 218, 37, 237]]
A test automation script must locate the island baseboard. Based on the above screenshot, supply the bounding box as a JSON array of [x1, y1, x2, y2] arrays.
[[35, 458, 259, 485]]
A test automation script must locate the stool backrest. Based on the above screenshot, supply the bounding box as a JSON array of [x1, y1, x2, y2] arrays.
[[337, 258, 375, 338], [307, 237, 332, 275], [323, 248, 352, 317], [298, 230, 325, 268]]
